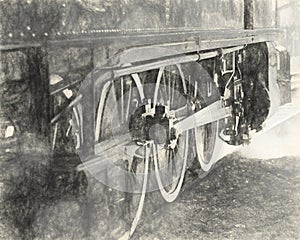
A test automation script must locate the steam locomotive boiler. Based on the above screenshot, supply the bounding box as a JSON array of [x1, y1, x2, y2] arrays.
[[0, 0, 298, 239]]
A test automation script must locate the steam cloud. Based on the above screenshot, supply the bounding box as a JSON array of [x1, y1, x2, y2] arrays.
[[240, 75, 300, 159]]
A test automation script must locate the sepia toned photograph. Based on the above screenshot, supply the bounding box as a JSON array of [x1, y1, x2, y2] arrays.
[[0, 0, 299, 239]]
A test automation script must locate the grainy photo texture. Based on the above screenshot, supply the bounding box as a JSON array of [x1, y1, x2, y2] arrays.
[[0, 0, 299, 239]]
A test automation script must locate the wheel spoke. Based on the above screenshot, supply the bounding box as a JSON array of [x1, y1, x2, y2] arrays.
[[168, 70, 171, 104], [176, 63, 187, 95], [129, 144, 150, 236], [153, 131, 188, 202], [153, 67, 165, 107], [162, 70, 168, 97], [95, 81, 115, 141], [131, 73, 145, 102], [121, 77, 124, 123], [171, 74, 175, 106], [125, 80, 132, 122]]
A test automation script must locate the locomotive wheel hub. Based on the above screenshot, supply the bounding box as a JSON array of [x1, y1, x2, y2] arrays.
[[129, 102, 178, 148]]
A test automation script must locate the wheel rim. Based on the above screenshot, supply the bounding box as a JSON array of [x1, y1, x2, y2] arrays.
[[151, 65, 189, 202], [153, 133, 188, 202], [189, 63, 219, 172], [93, 72, 151, 239], [194, 120, 218, 172]]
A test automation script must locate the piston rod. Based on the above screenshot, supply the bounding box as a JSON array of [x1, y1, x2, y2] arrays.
[[174, 100, 230, 134]]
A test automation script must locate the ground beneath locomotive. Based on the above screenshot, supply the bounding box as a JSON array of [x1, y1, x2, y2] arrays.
[[132, 154, 300, 240], [1, 149, 300, 239]]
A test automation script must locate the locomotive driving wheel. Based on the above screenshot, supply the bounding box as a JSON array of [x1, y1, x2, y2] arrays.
[[160, 61, 221, 174], [93, 72, 150, 239], [193, 101, 219, 172], [150, 65, 189, 203], [76, 48, 227, 238], [91, 63, 191, 239]]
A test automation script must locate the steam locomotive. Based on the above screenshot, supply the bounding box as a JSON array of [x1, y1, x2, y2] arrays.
[[0, 0, 297, 239]]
